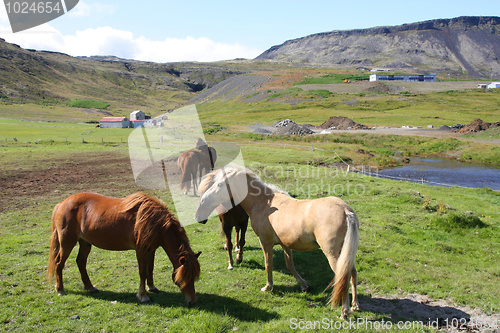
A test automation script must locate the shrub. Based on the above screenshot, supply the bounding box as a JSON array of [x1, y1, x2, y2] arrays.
[[433, 213, 488, 231]]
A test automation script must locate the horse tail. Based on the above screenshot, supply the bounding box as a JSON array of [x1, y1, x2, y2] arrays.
[[47, 203, 61, 281], [327, 210, 359, 308]]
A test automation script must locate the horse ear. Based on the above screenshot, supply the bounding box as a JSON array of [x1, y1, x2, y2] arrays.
[[196, 251, 202, 258], [179, 256, 186, 265]]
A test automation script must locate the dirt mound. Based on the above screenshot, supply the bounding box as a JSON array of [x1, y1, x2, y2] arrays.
[[274, 123, 314, 135], [458, 118, 500, 133], [319, 116, 369, 130]]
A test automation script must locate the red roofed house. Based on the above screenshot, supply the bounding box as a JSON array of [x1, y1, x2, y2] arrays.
[[99, 117, 130, 128]]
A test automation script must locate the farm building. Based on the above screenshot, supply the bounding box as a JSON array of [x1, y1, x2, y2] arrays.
[[370, 73, 437, 82], [130, 110, 145, 121], [488, 82, 500, 89], [99, 117, 130, 128], [130, 120, 145, 128]]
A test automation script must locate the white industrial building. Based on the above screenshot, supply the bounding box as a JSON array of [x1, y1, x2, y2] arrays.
[[370, 74, 437, 82]]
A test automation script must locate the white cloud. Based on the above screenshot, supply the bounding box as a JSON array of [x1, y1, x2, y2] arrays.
[[0, 24, 262, 62]]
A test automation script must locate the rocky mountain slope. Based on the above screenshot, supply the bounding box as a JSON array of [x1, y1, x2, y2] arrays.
[[257, 16, 500, 78]]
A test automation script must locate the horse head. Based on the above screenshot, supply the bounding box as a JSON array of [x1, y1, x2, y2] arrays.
[[195, 166, 249, 224], [172, 250, 201, 306]]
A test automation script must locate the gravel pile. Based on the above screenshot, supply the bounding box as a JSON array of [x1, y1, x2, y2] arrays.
[[273, 119, 296, 127], [274, 123, 314, 135]]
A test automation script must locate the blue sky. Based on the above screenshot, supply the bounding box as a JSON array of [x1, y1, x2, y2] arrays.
[[0, 0, 498, 62]]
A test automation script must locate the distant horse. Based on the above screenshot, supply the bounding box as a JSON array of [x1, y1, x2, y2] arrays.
[[48, 192, 201, 304], [177, 138, 217, 196], [195, 138, 217, 178], [195, 166, 359, 318], [216, 204, 249, 270], [178, 150, 201, 196]]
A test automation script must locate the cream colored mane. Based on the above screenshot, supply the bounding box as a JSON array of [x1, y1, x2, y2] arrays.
[[198, 165, 289, 197]]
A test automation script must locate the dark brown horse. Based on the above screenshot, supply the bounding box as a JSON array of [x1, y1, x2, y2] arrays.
[[48, 192, 201, 304], [195, 138, 217, 178], [216, 204, 249, 270]]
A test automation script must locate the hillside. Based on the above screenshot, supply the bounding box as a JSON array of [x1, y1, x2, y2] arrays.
[[256, 16, 500, 78], [0, 38, 246, 112]]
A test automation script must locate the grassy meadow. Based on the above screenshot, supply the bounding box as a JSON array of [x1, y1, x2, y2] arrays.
[[1, 136, 499, 332], [1, 74, 499, 332]]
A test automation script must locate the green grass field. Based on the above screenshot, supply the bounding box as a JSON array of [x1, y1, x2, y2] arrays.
[[0, 139, 498, 332], [1, 79, 499, 332]]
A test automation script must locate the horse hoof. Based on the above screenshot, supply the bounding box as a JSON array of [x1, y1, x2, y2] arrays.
[[136, 294, 151, 303], [58, 290, 66, 296], [88, 287, 99, 294], [260, 285, 273, 292], [227, 265, 234, 270], [149, 287, 160, 294], [351, 304, 360, 312], [301, 285, 311, 292]]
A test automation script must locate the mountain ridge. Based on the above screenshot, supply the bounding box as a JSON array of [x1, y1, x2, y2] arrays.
[[257, 16, 500, 78]]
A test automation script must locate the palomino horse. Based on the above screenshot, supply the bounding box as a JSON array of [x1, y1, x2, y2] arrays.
[[177, 139, 217, 196], [216, 204, 249, 270], [195, 166, 359, 318], [48, 192, 201, 304]]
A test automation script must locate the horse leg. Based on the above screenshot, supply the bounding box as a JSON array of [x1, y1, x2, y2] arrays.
[[223, 224, 234, 270], [281, 245, 309, 292], [350, 265, 359, 311], [135, 249, 151, 303], [54, 238, 77, 296], [192, 169, 198, 197], [235, 222, 247, 264], [147, 250, 159, 293], [234, 227, 240, 252], [76, 239, 98, 293], [259, 241, 274, 292]]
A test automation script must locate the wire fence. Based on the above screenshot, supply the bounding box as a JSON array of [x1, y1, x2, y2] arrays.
[[209, 140, 477, 190], [3, 135, 477, 189]]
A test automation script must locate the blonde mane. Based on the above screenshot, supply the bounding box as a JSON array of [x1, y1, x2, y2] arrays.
[[198, 166, 289, 197]]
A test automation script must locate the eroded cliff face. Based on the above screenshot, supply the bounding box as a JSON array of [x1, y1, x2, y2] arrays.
[[257, 16, 500, 78]]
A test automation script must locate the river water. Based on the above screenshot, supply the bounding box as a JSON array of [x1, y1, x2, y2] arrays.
[[377, 158, 500, 191]]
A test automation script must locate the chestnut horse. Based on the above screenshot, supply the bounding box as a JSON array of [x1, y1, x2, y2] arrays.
[[48, 192, 201, 304], [216, 204, 249, 270], [195, 166, 359, 318]]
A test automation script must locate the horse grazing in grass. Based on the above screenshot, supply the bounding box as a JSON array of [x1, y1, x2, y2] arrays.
[[177, 139, 217, 196], [48, 192, 201, 305], [216, 204, 249, 270], [195, 166, 359, 318]]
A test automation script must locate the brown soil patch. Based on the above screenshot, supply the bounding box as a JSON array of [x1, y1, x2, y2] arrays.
[[458, 118, 500, 134], [0, 152, 136, 212], [319, 116, 369, 130]]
